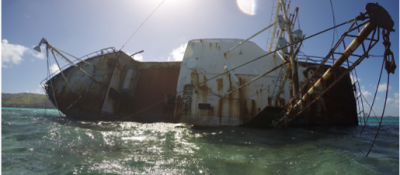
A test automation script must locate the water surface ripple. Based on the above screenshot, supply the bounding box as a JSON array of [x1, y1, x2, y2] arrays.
[[2, 108, 399, 174]]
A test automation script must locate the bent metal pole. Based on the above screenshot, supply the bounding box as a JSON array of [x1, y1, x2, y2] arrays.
[[284, 21, 377, 121]]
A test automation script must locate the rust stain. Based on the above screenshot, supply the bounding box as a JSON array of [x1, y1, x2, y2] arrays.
[[202, 75, 208, 103], [218, 98, 223, 125], [216, 78, 223, 94], [191, 69, 199, 85], [209, 43, 212, 50], [181, 84, 194, 114], [251, 100, 257, 115], [46, 53, 118, 120], [238, 77, 247, 123], [174, 95, 182, 117], [268, 97, 272, 106], [106, 56, 114, 69]]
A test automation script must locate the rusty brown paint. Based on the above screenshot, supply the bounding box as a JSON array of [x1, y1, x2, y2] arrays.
[[174, 95, 183, 118], [268, 97, 272, 106], [130, 67, 180, 119], [238, 77, 249, 124], [190, 69, 199, 85], [216, 78, 223, 94], [202, 75, 208, 103], [138, 62, 181, 70], [290, 67, 358, 126], [46, 51, 124, 120], [218, 99, 223, 125], [288, 22, 377, 116]]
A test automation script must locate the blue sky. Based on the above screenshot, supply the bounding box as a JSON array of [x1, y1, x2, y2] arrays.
[[2, 0, 399, 116]]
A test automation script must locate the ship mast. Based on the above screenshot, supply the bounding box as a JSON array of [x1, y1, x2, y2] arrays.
[[267, 0, 302, 104]]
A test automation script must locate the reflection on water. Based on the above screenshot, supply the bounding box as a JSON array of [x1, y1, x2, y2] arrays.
[[2, 108, 399, 174]]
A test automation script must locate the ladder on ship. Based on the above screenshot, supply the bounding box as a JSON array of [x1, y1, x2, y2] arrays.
[[270, 65, 286, 104], [351, 69, 367, 125]]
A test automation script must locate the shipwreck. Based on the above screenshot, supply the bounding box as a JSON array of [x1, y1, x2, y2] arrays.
[[38, 2, 395, 127]]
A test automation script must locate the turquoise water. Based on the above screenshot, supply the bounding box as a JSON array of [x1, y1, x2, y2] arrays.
[[2, 107, 399, 174]]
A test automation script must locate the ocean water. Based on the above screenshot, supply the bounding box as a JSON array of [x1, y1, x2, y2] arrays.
[[2, 107, 399, 175]]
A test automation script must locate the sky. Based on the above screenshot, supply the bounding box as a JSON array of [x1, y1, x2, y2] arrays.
[[1, 0, 399, 116]]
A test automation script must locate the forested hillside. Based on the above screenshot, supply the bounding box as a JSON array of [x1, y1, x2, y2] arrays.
[[2, 93, 56, 109]]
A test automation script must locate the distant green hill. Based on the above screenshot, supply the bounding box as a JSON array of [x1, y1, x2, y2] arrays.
[[2, 93, 56, 109]]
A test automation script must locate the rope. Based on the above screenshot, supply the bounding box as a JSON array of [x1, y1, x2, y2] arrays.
[[329, 0, 339, 50], [226, 22, 277, 54], [120, 0, 166, 50], [360, 58, 385, 135], [366, 72, 390, 157]]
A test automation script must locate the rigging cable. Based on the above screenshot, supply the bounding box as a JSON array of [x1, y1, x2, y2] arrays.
[[120, 0, 166, 50], [46, 47, 63, 117], [329, 0, 338, 49], [366, 71, 390, 157], [360, 58, 385, 135]]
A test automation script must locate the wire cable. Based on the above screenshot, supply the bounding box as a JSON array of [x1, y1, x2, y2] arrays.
[[329, 0, 338, 49], [360, 58, 385, 135], [366, 72, 390, 157], [120, 0, 166, 50]]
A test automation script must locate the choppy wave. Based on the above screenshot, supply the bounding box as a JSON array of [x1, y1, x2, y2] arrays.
[[2, 108, 399, 174]]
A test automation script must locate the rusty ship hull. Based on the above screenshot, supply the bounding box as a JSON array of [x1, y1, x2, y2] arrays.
[[44, 39, 358, 126], [43, 50, 181, 122], [172, 39, 357, 127], [42, 39, 357, 127]]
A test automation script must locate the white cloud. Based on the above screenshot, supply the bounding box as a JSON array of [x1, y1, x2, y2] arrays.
[[350, 75, 360, 84], [133, 54, 143, 61], [387, 92, 399, 107], [2, 39, 27, 65], [49, 63, 60, 75], [167, 43, 187, 61], [1, 39, 45, 67], [377, 83, 392, 92], [359, 86, 372, 99], [29, 48, 45, 59]]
